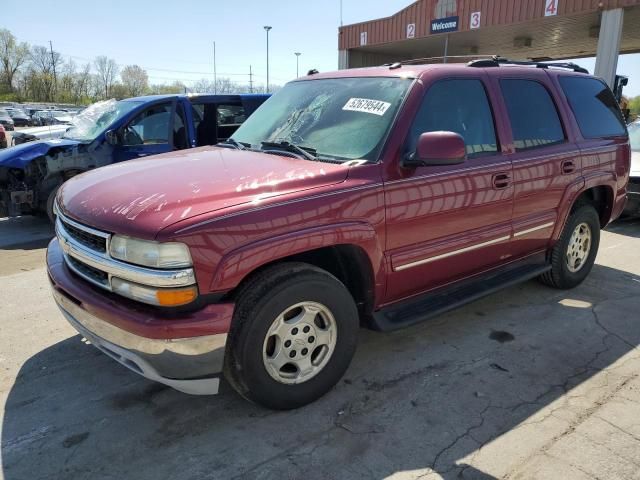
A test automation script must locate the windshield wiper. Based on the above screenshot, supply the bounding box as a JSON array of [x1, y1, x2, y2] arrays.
[[219, 138, 250, 150], [261, 141, 317, 161]]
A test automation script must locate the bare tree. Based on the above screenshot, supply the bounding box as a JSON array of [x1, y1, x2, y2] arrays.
[[120, 64, 149, 97], [29, 45, 61, 101], [0, 29, 29, 92], [94, 55, 118, 99]]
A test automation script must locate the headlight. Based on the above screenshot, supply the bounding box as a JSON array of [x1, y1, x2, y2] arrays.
[[112, 277, 198, 307], [109, 235, 192, 269]]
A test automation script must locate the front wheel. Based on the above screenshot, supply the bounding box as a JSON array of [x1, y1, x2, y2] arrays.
[[224, 263, 359, 410], [45, 185, 60, 224], [539, 204, 600, 289]]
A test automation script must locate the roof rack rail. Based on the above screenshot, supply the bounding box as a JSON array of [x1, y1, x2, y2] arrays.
[[381, 55, 495, 68], [399, 55, 494, 66], [468, 55, 589, 74]]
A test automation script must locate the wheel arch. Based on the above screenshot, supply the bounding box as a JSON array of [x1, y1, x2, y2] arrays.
[[212, 223, 384, 323], [552, 173, 616, 243]]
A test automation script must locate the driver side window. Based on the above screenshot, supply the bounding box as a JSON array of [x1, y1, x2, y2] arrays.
[[407, 79, 499, 158], [122, 103, 172, 146]]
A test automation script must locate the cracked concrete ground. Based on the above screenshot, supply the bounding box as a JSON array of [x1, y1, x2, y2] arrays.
[[1, 215, 639, 480]]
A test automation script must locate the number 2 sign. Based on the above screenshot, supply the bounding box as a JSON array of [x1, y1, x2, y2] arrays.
[[545, 0, 558, 16], [470, 11, 481, 29]]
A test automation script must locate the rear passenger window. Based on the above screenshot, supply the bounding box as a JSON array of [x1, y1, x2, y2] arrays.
[[500, 80, 565, 151], [408, 79, 498, 157], [559, 76, 626, 138]]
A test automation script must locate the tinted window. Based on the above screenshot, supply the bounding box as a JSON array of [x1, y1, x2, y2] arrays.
[[408, 79, 498, 157], [500, 80, 565, 151], [559, 76, 626, 138]]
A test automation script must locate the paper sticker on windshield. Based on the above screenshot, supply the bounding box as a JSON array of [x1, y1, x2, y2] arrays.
[[342, 98, 391, 116]]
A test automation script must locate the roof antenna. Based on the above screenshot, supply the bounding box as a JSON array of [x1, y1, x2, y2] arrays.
[[307, 69, 319, 75]]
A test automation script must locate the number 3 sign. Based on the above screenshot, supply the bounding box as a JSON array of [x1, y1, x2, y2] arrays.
[[470, 11, 481, 29], [545, 0, 558, 16]]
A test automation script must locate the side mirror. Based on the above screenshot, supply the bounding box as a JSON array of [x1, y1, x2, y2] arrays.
[[104, 129, 120, 145], [403, 131, 467, 168]]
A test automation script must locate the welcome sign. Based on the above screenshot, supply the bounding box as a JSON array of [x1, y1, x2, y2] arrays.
[[430, 15, 459, 34]]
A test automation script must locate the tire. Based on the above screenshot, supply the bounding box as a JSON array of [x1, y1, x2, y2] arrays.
[[539, 204, 600, 289], [45, 185, 60, 224], [224, 262, 359, 410]]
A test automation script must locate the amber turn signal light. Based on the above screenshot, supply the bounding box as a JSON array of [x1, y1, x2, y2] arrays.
[[155, 286, 198, 307]]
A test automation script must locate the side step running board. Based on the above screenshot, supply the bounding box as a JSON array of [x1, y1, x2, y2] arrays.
[[371, 263, 551, 332]]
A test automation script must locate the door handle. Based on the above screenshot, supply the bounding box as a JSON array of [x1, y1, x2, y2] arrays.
[[492, 173, 511, 190], [561, 160, 576, 174]]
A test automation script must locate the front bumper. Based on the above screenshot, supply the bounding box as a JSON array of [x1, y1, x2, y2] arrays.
[[47, 238, 234, 395]]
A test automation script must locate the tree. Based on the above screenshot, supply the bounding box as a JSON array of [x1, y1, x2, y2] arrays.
[[149, 81, 186, 95], [29, 45, 61, 101], [120, 64, 148, 97], [629, 96, 640, 121], [0, 29, 29, 92], [94, 55, 118, 99]]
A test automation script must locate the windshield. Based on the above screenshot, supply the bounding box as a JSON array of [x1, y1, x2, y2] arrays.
[[231, 77, 413, 161], [63, 99, 141, 142], [629, 122, 640, 152]]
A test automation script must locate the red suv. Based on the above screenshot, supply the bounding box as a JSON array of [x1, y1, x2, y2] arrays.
[[47, 59, 630, 409]]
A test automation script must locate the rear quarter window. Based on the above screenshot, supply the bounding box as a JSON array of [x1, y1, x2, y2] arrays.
[[559, 76, 627, 138]]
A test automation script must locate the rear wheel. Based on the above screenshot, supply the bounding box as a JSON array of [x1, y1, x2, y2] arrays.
[[224, 262, 359, 410], [539, 204, 600, 289]]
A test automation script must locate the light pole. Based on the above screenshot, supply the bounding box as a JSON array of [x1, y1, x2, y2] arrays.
[[264, 26, 272, 93], [294, 52, 301, 77], [213, 41, 217, 94]]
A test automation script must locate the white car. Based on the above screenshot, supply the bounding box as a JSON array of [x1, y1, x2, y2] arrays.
[[624, 121, 640, 216], [10, 124, 68, 146]]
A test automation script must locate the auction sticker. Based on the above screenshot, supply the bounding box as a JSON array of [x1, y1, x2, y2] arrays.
[[342, 98, 391, 116]]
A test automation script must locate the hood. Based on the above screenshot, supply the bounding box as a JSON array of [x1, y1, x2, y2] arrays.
[[58, 146, 351, 239], [0, 138, 80, 169], [631, 150, 640, 177]]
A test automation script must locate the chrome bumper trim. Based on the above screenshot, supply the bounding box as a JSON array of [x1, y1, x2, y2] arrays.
[[55, 216, 196, 290], [52, 288, 226, 394]]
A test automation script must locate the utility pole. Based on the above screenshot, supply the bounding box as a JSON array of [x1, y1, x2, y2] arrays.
[[249, 65, 254, 93], [340, 0, 343, 26], [294, 52, 301, 78], [264, 26, 272, 93], [213, 41, 217, 94], [49, 40, 57, 100]]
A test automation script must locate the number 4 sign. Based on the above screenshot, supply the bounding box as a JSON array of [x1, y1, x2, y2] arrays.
[[470, 11, 481, 29], [545, 0, 558, 16]]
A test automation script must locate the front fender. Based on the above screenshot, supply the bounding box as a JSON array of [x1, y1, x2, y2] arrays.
[[209, 221, 385, 294]]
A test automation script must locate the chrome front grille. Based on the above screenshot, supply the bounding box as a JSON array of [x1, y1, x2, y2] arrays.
[[66, 255, 109, 287], [57, 213, 110, 255], [60, 218, 107, 252], [55, 209, 196, 292]]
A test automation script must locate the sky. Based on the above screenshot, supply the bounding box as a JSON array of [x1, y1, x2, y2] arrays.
[[3, 0, 640, 96]]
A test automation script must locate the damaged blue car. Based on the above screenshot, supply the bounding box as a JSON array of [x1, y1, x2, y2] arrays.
[[0, 93, 269, 220]]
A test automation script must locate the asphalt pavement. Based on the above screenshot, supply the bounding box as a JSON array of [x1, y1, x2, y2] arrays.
[[1, 214, 639, 480]]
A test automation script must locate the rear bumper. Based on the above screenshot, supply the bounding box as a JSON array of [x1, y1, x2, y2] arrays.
[[47, 238, 235, 395]]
